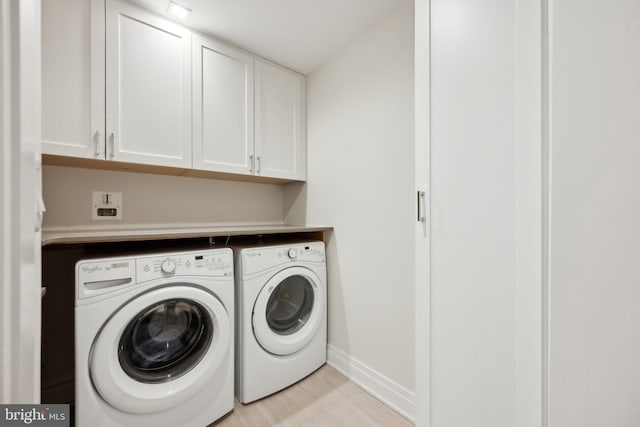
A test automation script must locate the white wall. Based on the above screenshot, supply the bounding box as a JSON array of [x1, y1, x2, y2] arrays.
[[430, 0, 542, 426], [42, 165, 284, 228], [284, 1, 415, 419], [548, 1, 640, 425]]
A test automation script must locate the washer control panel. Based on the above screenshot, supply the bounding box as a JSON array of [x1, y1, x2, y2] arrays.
[[242, 242, 325, 276], [76, 248, 233, 302], [137, 249, 233, 283]]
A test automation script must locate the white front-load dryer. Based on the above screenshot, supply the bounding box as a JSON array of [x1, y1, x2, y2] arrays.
[[75, 248, 234, 427], [232, 241, 327, 403]]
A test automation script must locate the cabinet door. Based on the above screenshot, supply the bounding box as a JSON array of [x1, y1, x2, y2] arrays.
[[105, 0, 191, 168], [42, 0, 105, 158], [192, 35, 254, 174], [254, 60, 306, 180]]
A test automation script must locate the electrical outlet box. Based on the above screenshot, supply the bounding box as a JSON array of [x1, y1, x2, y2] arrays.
[[92, 191, 123, 221]]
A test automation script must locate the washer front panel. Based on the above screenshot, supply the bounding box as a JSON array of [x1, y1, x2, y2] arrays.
[[90, 285, 230, 414], [118, 298, 213, 384], [252, 267, 325, 356]]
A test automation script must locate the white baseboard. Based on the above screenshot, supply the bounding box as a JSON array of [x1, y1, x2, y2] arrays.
[[326, 344, 416, 422]]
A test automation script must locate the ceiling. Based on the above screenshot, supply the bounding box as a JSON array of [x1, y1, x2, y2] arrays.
[[129, 0, 409, 74]]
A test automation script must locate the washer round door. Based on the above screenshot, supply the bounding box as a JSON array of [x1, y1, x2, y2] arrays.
[[252, 266, 325, 356], [90, 284, 230, 414]]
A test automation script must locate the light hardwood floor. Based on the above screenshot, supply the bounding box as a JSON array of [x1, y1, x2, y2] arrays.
[[211, 365, 413, 427]]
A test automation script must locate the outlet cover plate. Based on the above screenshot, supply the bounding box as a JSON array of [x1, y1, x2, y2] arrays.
[[92, 191, 123, 220]]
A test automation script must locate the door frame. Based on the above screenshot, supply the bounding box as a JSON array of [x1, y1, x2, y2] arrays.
[[414, 0, 430, 425], [0, 0, 42, 403]]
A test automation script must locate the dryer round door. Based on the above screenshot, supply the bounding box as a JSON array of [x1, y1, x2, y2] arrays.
[[252, 266, 325, 356], [90, 284, 230, 414]]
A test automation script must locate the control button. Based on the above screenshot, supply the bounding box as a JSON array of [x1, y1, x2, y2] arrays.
[[185, 261, 191, 268], [161, 259, 176, 274], [288, 248, 297, 259], [143, 265, 150, 272]]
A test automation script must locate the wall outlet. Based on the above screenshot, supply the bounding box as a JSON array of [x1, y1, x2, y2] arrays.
[[92, 191, 123, 221]]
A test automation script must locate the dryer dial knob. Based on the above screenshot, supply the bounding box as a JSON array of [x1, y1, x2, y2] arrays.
[[288, 249, 297, 259], [161, 259, 176, 274]]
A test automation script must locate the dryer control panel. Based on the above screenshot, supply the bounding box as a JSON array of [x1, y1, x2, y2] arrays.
[[241, 242, 325, 276]]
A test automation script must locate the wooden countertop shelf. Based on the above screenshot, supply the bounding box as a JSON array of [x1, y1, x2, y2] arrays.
[[42, 224, 333, 246]]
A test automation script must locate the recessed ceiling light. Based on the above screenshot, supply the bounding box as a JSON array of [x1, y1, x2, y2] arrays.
[[167, 1, 191, 20]]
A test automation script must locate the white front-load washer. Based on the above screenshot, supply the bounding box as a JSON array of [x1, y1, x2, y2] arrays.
[[75, 248, 234, 427], [232, 241, 327, 403]]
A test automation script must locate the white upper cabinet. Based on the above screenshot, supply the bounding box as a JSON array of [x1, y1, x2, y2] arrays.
[[254, 60, 306, 180], [105, 0, 192, 167], [193, 42, 307, 181], [42, 0, 105, 159], [192, 35, 254, 174], [41, 0, 306, 181]]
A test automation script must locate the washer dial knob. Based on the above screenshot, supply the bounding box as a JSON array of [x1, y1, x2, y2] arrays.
[[288, 248, 297, 259], [161, 259, 176, 274]]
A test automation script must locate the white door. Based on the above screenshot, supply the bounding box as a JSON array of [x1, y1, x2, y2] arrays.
[[91, 286, 230, 413], [192, 35, 254, 174], [252, 267, 324, 356], [254, 60, 306, 180], [428, 0, 543, 426], [41, 0, 105, 159], [105, 0, 191, 168]]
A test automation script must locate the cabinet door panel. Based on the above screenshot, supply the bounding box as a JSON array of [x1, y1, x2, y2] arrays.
[[193, 36, 254, 174], [42, 0, 105, 158], [254, 60, 306, 180], [106, 0, 191, 167]]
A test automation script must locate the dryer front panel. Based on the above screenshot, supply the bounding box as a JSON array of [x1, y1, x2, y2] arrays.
[[252, 267, 325, 356], [90, 284, 230, 414]]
